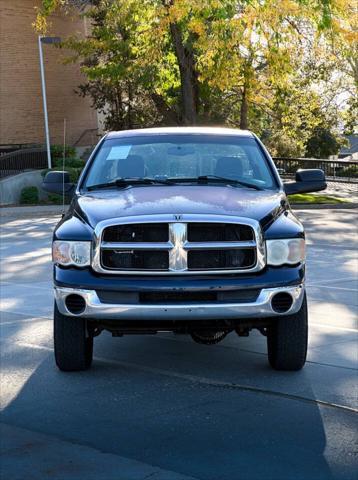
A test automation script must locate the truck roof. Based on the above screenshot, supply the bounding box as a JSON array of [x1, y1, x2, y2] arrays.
[[106, 126, 254, 139]]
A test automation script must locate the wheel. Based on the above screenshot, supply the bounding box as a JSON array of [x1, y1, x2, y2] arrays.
[[54, 301, 93, 371], [267, 293, 308, 371]]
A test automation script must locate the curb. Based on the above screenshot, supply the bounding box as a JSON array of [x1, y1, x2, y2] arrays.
[[291, 203, 358, 210], [0, 205, 69, 217]]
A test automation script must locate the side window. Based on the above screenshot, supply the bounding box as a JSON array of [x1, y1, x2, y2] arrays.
[[247, 146, 273, 186]]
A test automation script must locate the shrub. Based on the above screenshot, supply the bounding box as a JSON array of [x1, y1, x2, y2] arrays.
[[47, 193, 64, 204], [51, 144, 76, 159], [52, 157, 85, 168], [20, 186, 39, 205], [67, 167, 83, 182], [337, 165, 358, 178], [42, 166, 84, 183]]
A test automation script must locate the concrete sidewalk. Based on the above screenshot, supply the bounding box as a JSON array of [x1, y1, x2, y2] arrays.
[[0, 209, 357, 480], [0, 423, 198, 480]]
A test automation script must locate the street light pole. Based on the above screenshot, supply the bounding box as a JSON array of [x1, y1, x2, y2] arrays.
[[38, 36, 61, 170], [38, 36, 51, 169]]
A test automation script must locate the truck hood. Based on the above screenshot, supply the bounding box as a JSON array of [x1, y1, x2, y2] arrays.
[[74, 185, 286, 228]]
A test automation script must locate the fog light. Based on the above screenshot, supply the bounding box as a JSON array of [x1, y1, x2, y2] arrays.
[[271, 292, 293, 313], [65, 294, 86, 314]]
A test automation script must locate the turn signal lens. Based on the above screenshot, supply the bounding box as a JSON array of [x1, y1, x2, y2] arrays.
[[266, 238, 305, 266], [52, 241, 91, 267], [288, 239, 305, 264], [52, 241, 71, 265]]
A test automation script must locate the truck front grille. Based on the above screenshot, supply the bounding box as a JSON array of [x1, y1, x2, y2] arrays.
[[97, 289, 261, 304], [188, 249, 256, 270], [95, 216, 264, 275], [188, 223, 254, 242], [103, 223, 168, 243], [101, 249, 169, 270]]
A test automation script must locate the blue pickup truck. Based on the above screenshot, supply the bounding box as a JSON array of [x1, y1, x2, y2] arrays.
[[43, 127, 326, 372]]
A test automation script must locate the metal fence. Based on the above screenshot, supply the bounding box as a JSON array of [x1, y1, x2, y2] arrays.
[[273, 157, 358, 184], [0, 144, 42, 156], [0, 148, 47, 178], [1, 147, 357, 184]]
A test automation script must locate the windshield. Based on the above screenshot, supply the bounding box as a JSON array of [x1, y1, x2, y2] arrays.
[[83, 134, 277, 190]]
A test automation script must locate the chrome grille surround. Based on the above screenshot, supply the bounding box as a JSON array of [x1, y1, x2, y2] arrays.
[[92, 214, 265, 275]]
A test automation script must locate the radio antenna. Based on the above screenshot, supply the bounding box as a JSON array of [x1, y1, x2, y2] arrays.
[[62, 118, 66, 217]]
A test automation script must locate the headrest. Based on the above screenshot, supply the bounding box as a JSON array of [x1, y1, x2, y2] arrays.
[[117, 155, 145, 178], [214, 156, 243, 178]]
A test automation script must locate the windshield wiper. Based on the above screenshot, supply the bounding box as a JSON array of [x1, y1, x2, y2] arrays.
[[169, 175, 263, 191], [198, 175, 262, 190], [87, 177, 175, 191], [87, 175, 262, 191]]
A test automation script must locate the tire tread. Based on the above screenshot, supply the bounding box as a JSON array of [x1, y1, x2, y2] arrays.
[[54, 302, 93, 371], [267, 293, 308, 371]]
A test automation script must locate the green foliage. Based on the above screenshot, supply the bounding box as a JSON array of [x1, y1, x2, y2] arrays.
[[289, 194, 346, 204], [67, 167, 83, 182], [42, 166, 83, 182], [20, 186, 39, 205], [45, 148, 86, 182], [265, 133, 304, 158], [305, 127, 344, 158], [342, 97, 358, 135], [51, 144, 76, 159], [36, 0, 356, 153], [52, 157, 85, 168], [47, 193, 64, 204], [337, 165, 358, 178]]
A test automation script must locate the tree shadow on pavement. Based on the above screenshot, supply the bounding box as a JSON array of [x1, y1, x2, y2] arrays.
[[2, 335, 355, 480]]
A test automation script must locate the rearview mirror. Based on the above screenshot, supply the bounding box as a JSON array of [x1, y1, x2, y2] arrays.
[[42, 171, 75, 196], [284, 169, 326, 195], [167, 145, 196, 156]]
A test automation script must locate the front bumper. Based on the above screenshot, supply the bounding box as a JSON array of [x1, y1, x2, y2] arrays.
[[54, 284, 305, 321]]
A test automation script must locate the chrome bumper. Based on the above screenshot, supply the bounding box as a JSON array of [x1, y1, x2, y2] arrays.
[[54, 285, 305, 320]]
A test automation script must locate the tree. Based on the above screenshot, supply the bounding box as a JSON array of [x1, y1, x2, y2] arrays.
[[305, 126, 344, 158], [35, 0, 355, 146]]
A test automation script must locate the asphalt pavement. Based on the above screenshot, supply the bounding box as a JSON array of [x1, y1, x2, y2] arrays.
[[0, 209, 357, 480]]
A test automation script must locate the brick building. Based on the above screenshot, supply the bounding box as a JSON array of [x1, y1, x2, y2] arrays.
[[0, 0, 99, 147]]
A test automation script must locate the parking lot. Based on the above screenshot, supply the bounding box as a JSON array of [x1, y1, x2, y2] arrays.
[[0, 208, 357, 480]]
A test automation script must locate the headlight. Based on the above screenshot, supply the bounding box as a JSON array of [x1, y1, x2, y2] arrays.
[[266, 238, 305, 266], [52, 241, 91, 267]]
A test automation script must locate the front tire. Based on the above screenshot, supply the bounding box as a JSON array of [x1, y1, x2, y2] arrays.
[[267, 293, 308, 371], [54, 302, 93, 371]]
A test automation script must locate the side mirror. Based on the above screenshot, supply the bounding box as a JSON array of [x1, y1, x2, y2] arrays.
[[42, 171, 75, 196], [284, 169, 326, 195]]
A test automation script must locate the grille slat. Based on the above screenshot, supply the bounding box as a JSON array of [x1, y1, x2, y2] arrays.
[[188, 249, 256, 270], [101, 250, 169, 270], [185, 240, 256, 250], [103, 223, 168, 242], [188, 223, 254, 242], [99, 221, 258, 273], [96, 289, 260, 304], [102, 241, 172, 250]]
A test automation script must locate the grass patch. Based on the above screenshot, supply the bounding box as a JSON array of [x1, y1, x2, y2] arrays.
[[289, 193, 347, 204]]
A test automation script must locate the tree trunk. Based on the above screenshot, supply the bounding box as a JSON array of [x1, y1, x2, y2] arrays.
[[169, 23, 198, 125], [240, 86, 248, 130], [150, 93, 179, 125], [127, 82, 133, 129]]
